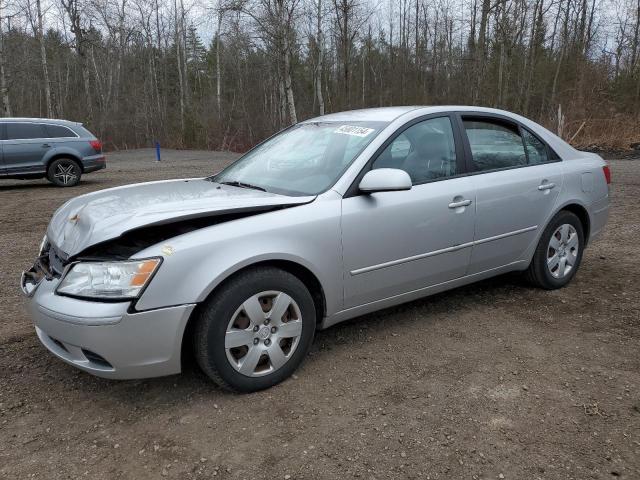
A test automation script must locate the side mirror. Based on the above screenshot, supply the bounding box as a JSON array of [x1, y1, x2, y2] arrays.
[[358, 168, 412, 193]]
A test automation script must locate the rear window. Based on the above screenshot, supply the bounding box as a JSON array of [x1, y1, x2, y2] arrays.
[[72, 124, 95, 138], [6, 123, 47, 140], [463, 119, 527, 171], [45, 124, 78, 138]]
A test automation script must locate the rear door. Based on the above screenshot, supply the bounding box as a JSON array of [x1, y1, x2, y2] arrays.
[[2, 122, 52, 174], [458, 114, 563, 274], [341, 115, 476, 308]]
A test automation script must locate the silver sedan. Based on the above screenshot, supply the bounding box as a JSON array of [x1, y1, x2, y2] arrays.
[[21, 106, 610, 392]]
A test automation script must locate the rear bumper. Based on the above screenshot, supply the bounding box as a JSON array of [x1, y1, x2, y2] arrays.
[[24, 277, 195, 379], [81, 155, 106, 173]]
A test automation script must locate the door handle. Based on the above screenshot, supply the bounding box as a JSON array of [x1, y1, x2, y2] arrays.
[[538, 182, 555, 191], [448, 199, 472, 209], [41, 144, 51, 148]]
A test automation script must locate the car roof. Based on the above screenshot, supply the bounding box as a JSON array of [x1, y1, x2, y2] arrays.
[[0, 117, 82, 126], [302, 105, 544, 123], [303, 106, 422, 123]]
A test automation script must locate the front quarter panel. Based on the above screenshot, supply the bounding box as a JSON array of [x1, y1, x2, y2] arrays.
[[133, 192, 343, 315]]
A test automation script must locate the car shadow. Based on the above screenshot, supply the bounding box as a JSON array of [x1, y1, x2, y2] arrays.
[[311, 271, 528, 344]]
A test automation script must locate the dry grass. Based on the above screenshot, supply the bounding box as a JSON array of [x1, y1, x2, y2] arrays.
[[564, 116, 640, 151]]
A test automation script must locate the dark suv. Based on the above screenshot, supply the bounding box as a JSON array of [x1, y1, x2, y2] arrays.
[[0, 118, 105, 187]]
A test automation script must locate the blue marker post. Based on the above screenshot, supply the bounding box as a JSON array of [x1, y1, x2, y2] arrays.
[[155, 141, 161, 162]]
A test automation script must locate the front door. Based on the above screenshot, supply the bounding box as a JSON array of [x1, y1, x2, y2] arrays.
[[341, 116, 476, 308]]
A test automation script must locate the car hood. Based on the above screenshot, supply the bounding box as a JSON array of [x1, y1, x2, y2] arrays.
[[47, 178, 315, 257]]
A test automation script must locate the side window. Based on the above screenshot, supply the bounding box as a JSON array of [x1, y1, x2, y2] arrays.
[[45, 124, 77, 138], [522, 128, 549, 165], [463, 119, 526, 171], [6, 123, 47, 140], [372, 116, 457, 184]]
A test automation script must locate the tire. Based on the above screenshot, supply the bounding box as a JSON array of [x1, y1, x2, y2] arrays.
[[525, 210, 585, 289], [193, 267, 316, 393], [46, 158, 82, 187]]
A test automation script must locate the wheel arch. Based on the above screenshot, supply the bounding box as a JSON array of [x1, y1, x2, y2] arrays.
[[180, 258, 327, 367], [521, 199, 593, 269], [558, 202, 591, 245], [46, 152, 84, 172]]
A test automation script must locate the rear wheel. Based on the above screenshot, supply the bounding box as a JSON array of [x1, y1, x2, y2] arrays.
[[47, 158, 82, 187], [525, 210, 584, 289], [193, 267, 316, 392]]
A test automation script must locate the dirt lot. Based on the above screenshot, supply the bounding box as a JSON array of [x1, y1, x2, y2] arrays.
[[0, 149, 638, 480]]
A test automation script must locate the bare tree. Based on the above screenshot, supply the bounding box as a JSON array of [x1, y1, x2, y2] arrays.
[[312, 0, 324, 114], [0, 0, 637, 150], [60, 0, 93, 119], [22, 0, 53, 116], [229, 0, 300, 124], [331, 0, 367, 107], [0, 6, 10, 117]]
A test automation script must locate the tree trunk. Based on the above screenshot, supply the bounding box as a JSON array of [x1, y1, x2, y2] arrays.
[[631, 0, 640, 69], [174, 0, 185, 139], [61, 0, 93, 119], [81, 55, 92, 119], [36, 0, 53, 117], [315, 0, 325, 115], [497, 40, 504, 107], [550, 0, 570, 112], [0, 20, 10, 117], [342, 4, 349, 107], [180, 0, 189, 105], [215, 11, 222, 119], [473, 0, 491, 102], [283, 35, 297, 124], [523, 0, 543, 115]]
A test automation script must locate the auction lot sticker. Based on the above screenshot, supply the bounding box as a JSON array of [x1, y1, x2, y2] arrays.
[[334, 125, 375, 137]]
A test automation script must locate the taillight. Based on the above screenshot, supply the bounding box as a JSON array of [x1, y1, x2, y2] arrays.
[[89, 140, 102, 153], [602, 165, 611, 185]]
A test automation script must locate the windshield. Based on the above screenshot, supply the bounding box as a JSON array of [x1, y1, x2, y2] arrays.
[[212, 121, 388, 196]]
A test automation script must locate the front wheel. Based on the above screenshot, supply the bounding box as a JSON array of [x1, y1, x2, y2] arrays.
[[47, 158, 82, 187], [525, 210, 585, 289], [193, 267, 316, 392]]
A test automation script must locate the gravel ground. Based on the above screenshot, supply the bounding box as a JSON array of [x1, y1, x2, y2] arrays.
[[0, 150, 638, 480]]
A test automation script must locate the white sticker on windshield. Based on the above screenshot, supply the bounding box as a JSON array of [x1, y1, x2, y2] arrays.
[[334, 125, 375, 137]]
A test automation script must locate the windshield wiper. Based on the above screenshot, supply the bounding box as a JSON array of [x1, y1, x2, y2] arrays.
[[219, 180, 267, 192]]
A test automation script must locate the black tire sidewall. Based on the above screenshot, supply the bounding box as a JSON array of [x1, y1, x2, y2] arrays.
[[196, 268, 316, 392], [534, 211, 585, 289], [47, 158, 81, 187]]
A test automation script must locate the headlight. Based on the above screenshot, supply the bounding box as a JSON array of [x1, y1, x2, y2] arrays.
[[56, 258, 161, 300]]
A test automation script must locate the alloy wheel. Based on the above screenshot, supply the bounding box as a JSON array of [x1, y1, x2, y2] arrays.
[[225, 291, 303, 377], [547, 223, 579, 279], [54, 162, 78, 185]]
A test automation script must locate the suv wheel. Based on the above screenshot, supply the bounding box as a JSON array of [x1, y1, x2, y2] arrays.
[[47, 158, 82, 187], [525, 210, 585, 289], [193, 267, 316, 392]]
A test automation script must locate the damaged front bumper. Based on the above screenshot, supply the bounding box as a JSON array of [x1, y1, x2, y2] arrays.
[[22, 258, 195, 380]]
